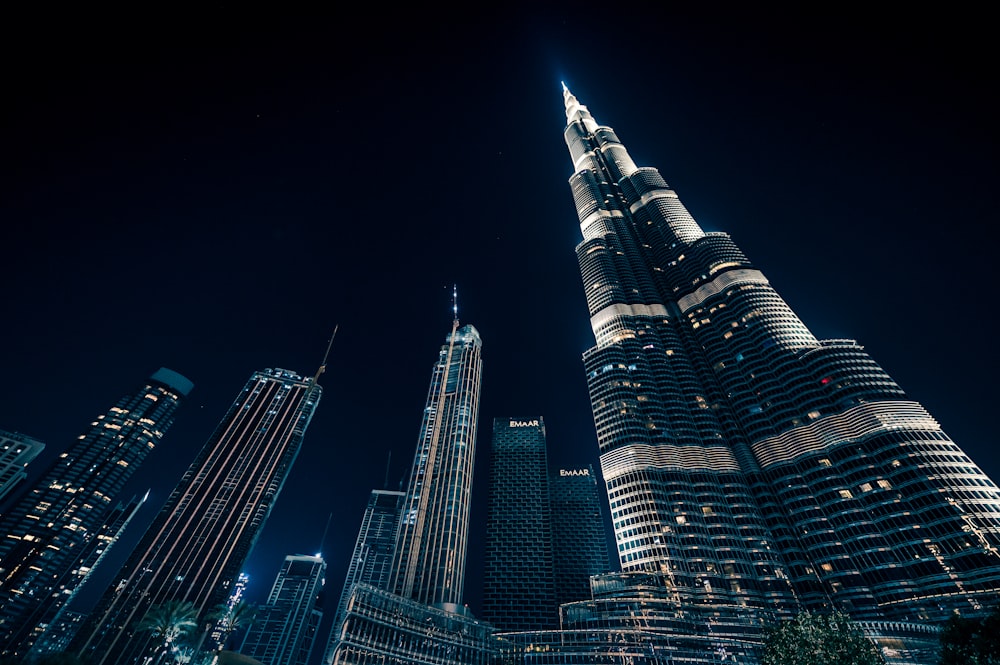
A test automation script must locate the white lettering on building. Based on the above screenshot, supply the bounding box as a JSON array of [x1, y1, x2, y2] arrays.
[[559, 469, 590, 477], [508, 420, 540, 428]]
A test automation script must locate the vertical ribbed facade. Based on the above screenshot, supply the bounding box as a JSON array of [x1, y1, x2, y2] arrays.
[[550, 464, 611, 609], [0, 368, 191, 657], [69, 367, 321, 664], [482, 417, 557, 631], [562, 84, 1000, 625], [327, 488, 404, 656], [390, 322, 483, 611], [241, 554, 326, 665]]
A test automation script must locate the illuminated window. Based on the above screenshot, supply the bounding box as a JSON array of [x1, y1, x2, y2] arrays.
[[838, 489, 853, 499]]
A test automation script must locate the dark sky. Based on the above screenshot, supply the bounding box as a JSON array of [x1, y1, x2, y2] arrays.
[[1, 5, 995, 650]]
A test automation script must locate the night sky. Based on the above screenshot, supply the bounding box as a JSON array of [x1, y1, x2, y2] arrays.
[[1, 6, 995, 653]]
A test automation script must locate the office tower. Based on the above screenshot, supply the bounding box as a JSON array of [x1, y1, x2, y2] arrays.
[[70, 367, 323, 664], [241, 554, 326, 665], [561, 82, 1000, 631], [28, 610, 89, 655], [482, 417, 558, 632], [329, 319, 490, 665], [550, 464, 611, 608], [390, 320, 483, 611], [0, 430, 45, 505], [330, 489, 404, 634], [26, 493, 148, 657], [0, 368, 192, 657]]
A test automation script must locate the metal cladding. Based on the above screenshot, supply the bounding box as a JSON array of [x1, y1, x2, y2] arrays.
[[390, 323, 483, 610], [562, 83, 1000, 625]]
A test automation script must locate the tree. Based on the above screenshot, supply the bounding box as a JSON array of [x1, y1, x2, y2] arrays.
[[206, 600, 256, 651], [761, 610, 886, 665], [135, 600, 201, 664], [938, 606, 1000, 665]]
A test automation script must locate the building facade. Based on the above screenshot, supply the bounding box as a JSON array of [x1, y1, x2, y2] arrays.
[[0, 429, 45, 505], [561, 82, 1000, 635], [482, 417, 558, 632], [69, 367, 322, 664], [328, 488, 404, 647], [0, 368, 192, 657], [550, 464, 612, 609], [390, 321, 484, 612], [328, 320, 486, 664], [241, 554, 326, 665]]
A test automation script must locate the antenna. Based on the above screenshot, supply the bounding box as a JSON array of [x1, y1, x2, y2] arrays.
[[311, 325, 339, 385], [451, 284, 458, 324], [318, 512, 332, 557], [383, 450, 392, 490]]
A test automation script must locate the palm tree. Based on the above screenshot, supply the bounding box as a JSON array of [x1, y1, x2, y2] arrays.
[[135, 600, 200, 663], [207, 600, 256, 651]]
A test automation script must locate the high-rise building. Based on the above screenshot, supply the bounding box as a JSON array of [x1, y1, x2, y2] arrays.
[[390, 320, 483, 611], [26, 493, 148, 657], [241, 553, 326, 665], [329, 489, 404, 637], [550, 464, 611, 609], [0, 430, 45, 505], [561, 81, 1000, 634], [328, 318, 489, 664], [482, 417, 558, 632], [70, 367, 323, 664], [0, 368, 192, 657]]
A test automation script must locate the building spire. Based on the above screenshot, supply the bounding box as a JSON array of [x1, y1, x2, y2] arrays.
[[311, 325, 338, 386], [561, 81, 596, 130], [451, 284, 459, 327]]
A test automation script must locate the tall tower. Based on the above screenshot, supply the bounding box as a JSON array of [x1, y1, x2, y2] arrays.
[[390, 319, 483, 611], [241, 553, 326, 665], [561, 84, 1000, 625], [550, 464, 611, 609], [330, 488, 404, 635], [482, 417, 558, 632], [0, 368, 192, 657], [70, 367, 323, 664]]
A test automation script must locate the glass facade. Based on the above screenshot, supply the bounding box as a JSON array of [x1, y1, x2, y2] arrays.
[[68, 367, 321, 664], [329, 583, 503, 665], [0, 368, 191, 657], [483, 417, 558, 631], [550, 464, 612, 609], [241, 554, 326, 665], [561, 82, 1000, 641], [325, 488, 405, 662], [391, 322, 483, 611]]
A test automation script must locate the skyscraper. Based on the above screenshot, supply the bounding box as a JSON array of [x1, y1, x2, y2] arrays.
[[241, 553, 326, 665], [328, 318, 493, 664], [0, 368, 192, 657], [482, 417, 558, 632], [561, 81, 1000, 632], [0, 430, 45, 505], [390, 319, 483, 611], [70, 366, 323, 664], [26, 493, 148, 657], [549, 464, 611, 609], [330, 488, 404, 634]]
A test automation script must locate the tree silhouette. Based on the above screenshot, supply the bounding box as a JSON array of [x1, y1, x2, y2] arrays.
[[207, 600, 256, 651], [135, 600, 200, 663], [761, 610, 886, 665]]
